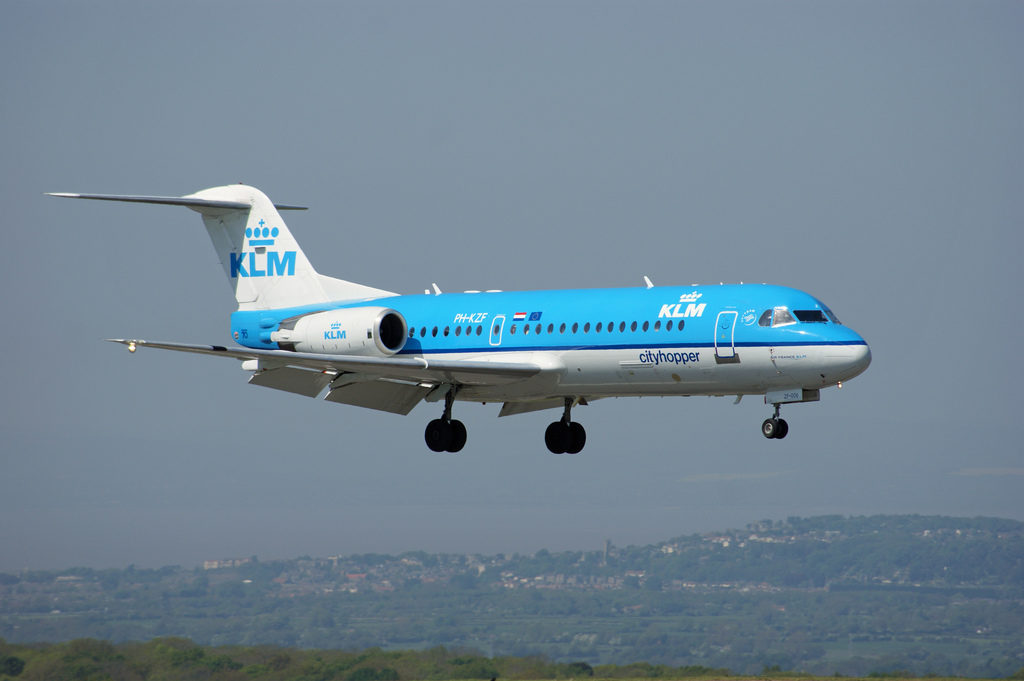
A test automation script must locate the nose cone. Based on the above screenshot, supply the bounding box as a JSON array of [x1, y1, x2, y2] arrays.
[[826, 335, 871, 382], [847, 342, 872, 378]]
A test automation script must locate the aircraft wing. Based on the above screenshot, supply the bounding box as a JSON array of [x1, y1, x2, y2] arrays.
[[108, 339, 545, 415]]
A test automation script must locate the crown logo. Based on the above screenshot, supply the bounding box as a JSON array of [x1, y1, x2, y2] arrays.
[[330, 321, 343, 330], [679, 292, 702, 303], [246, 218, 279, 247]]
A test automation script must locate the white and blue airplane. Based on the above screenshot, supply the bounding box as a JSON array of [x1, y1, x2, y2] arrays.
[[50, 184, 871, 453]]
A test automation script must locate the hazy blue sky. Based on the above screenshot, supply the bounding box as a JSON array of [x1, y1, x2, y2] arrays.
[[2, 1, 1022, 571]]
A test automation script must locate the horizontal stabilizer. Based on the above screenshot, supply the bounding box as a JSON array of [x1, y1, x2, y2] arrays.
[[46, 192, 307, 211]]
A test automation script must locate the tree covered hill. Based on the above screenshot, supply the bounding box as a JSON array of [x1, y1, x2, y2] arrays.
[[1, 515, 1022, 677], [496, 514, 1024, 590]]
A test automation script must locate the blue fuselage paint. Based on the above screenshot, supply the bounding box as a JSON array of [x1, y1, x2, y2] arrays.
[[230, 284, 867, 355]]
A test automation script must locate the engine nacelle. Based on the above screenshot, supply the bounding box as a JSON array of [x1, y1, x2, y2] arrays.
[[270, 307, 407, 356]]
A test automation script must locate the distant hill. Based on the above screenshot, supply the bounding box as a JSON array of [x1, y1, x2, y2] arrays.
[[1, 515, 1022, 677]]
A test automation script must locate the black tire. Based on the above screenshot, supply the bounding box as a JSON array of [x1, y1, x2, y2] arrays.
[[566, 422, 586, 454], [775, 418, 789, 439], [545, 421, 568, 454], [447, 420, 467, 452], [425, 419, 452, 452], [761, 418, 778, 439]]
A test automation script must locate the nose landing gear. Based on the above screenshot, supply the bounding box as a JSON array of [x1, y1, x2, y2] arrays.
[[761, 403, 789, 439], [425, 388, 467, 452], [545, 398, 587, 454]]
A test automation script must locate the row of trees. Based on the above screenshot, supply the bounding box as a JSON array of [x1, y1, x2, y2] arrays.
[[0, 638, 731, 681], [3, 637, 1023, 681]]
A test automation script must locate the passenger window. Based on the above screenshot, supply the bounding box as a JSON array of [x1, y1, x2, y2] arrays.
[[642, 321, 649, 332], [678, 320, 685, 330], [455, 326, 462, 336], [793, 310, 828, 323], [536, 324, 542, 334], [510, 324, 517, 335], [596, 322, 603, 332], [560, 323, 566, 333], [630, 321, 637, 332], [409, 328, 415, 338], [443, 326, 450, 336], [547, 323, 554, 334], [666, 320, 674, 331], [572, 322, 579, 333], [420, 327, 427, 338], [758, 310, 773, 327], [619, 322, 626, 332], [476, 325, 483, 336], [523, 324, 530, 335], [431, 327, 438, 337], [654, 320, 661, 331], [583, 322, 591, 333]]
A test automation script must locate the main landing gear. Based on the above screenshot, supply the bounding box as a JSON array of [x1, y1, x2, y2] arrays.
[[424, 388, 467, 452], [545, 398, 587, 454], [761, 403, 789, 440]]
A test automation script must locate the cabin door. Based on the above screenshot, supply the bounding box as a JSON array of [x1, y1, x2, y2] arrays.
[[715, 310, 738, 360]]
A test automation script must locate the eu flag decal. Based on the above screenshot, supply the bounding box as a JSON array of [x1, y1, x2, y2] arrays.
[[529, 311, 543, 321]]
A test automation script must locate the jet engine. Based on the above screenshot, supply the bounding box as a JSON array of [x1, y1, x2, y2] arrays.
[[270, 307, 407, 356]]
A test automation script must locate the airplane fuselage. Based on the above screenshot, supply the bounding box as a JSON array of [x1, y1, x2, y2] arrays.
[[230, 283, 870, 405]]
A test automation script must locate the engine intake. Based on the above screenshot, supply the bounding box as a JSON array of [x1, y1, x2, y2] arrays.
[[271, 307, 407, 356]]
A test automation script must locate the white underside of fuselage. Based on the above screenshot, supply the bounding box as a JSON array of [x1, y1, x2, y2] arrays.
[[438, 343, 867, 404]]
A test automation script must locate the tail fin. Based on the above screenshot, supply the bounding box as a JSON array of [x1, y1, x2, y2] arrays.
[[49, 184, 395, 310]]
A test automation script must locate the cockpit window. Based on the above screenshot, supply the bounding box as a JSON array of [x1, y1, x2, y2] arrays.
[[824, 308, 841, 325], [760, 306, 819, 327], [793, 310, 828, 323], [772, 306, 796, 326]]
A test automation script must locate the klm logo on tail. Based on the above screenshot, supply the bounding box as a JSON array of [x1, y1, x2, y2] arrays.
[[230, 251, 296, 278], [230, 219, 297, 278]]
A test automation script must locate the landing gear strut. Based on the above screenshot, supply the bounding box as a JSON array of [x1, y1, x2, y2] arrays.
[[425, 388, 467, 452], [545, 398, 587, 454], [761, 403, 789, 439]]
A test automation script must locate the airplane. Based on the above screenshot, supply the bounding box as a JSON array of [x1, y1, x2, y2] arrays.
[[49, 184, 871, 454]]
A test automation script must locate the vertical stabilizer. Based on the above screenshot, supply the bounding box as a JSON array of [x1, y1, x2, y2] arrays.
[[189, 185, 321, 308], [49, 184, 395, 310]]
